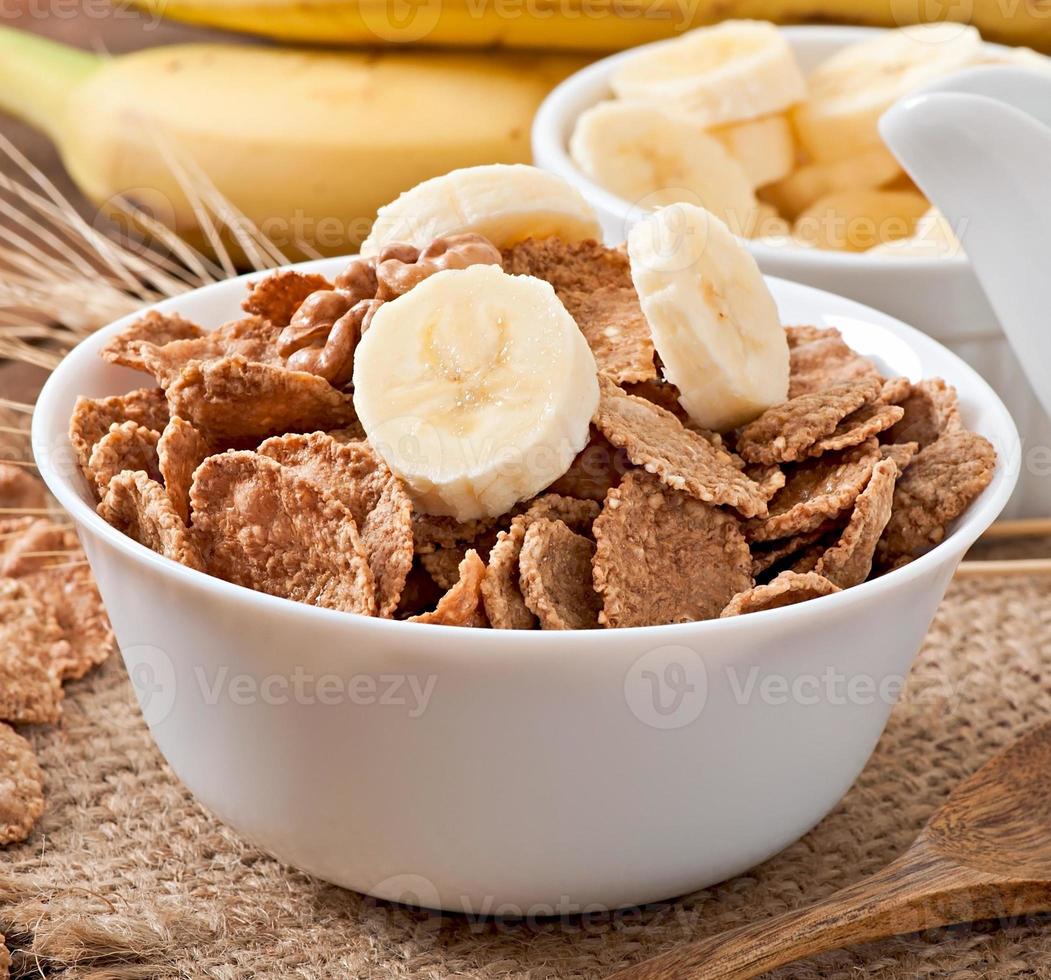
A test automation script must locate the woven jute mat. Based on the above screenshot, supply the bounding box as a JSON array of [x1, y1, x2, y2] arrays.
[[3, 567, 1051, 979]]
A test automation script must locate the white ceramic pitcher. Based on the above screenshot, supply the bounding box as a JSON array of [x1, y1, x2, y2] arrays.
[[881, 66, 1051, 516]]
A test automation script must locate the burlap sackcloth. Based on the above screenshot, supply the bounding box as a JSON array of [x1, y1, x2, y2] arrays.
[[3, 561, 1050, 979]]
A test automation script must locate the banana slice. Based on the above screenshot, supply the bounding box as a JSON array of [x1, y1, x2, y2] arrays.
[[793, 24, 984, 163], [352, 264, 599, 521], [360, 164, 602, 256], [610, 21, 807, 128], [570, 100, 757, 228], [868, 207, 964, 258], [709, 113, 795, 189], [627, 202, 789, 432], [758, 146, 903, 219], [982, 46, 1051, 74], [793, 189, 929, 252], [732, 202, 792, 240]]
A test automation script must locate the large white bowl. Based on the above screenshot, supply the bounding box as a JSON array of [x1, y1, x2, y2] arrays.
[[533, 25, 1051, 518], [33, 261, 1018, 913]]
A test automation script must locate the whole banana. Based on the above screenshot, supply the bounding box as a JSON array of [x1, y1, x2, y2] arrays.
[[131, 0, 1051, 53], [0, 27, 586, 257]]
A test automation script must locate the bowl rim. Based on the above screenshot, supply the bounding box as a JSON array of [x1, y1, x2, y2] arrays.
[[531, 23, 1019, 271], [31, 257, 1019, 646]]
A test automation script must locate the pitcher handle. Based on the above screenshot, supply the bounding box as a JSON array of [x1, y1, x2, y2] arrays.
[[897, 65, 1051, 129], [881, 86, 1051, 422]]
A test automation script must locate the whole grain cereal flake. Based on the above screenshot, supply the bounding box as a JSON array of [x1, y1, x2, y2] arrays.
[[747, 439, 881, 543], [0, 721, 45, 845], [736, 378, 883, 465], [879, 430, 996, 560], [545, 428, 631, 503], [880, 376, 912, 405], [420, 548, 466, 591], [885, 378, 962, 450], [0, 579, 66, 725], [0, 463, 48, 512], [519, 518, 601, 630], [523, 493, 600, 535], [802, 400, 904, 458], [86, 420, 161, 496], [411, 550, 488, 627], [141, 315, 282, 387], [502, 237, 656, 383], [750, 528, 827, 577], [158, 417, 212, 526], [746, 464, 787, 503], [190, 451, 376, 615], [720, 570, 841, 617], [163, 356, 358, 445], [413, 512, 500, 554], [0, 517, 34, 546], [815, 457, 899, 588], [786, 325, 883, 398], [479, 495, 599, 630], [593, 469, 753, 628], [558, 285, 658, 384], [621, 379, 691, 424], [593, 376, 769, 519], [502, 237, 627, 293], [880, 441, 919, 474], [0, 519, 108, 684], [481, 517, 535, 630], [27, 562, 114, 681], [99, 310, 205, 373], [258, 432, 413, 618], [98, 471, 205, 572], [69, 387, 169, 474], [0, 518, 78, 579], [325, 422, 367, 444], [242, 270, 333, 326]]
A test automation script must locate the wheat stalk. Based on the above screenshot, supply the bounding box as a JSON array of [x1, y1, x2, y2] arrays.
[[0, 130, 290, 374]]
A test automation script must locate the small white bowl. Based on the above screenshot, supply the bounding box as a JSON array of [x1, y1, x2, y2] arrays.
[[33, 262, 1017, 913], [533, 25, 1051, 518]]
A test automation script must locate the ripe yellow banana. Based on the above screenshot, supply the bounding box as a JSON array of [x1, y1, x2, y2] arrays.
[[131, 0, 1051, 53], [0, 27, 586, 257]]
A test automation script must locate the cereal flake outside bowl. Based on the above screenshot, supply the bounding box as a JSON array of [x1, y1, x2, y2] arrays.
[[32, 261, 1018, 913]]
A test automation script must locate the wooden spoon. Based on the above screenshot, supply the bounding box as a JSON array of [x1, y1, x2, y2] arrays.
[[608, 721, 1051, 980]]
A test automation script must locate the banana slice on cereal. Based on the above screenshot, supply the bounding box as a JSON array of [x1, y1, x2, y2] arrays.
[[360, 164, 602, 256], [352, 264, 599, 522], [627, 202, 789, 432]]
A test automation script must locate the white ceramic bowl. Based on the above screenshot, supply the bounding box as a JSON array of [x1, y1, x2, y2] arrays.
[[533, 25, 1051, 518], [33, 261, 1018, 914]]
